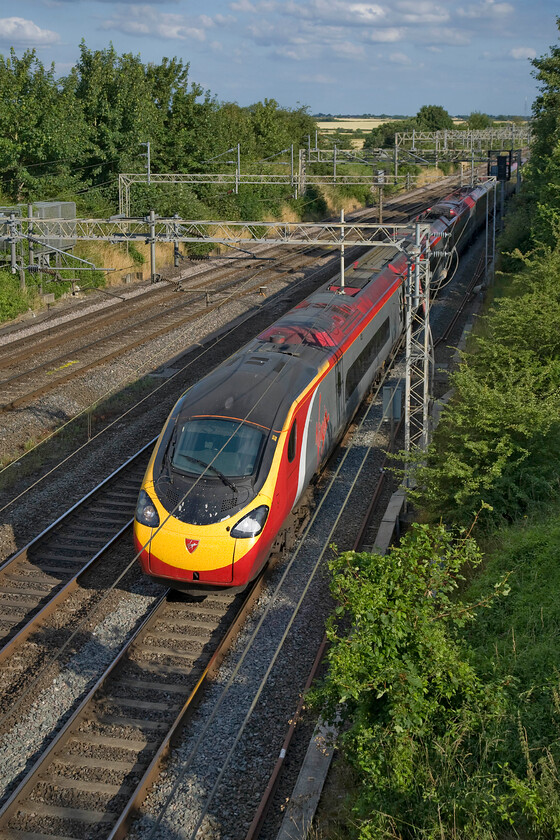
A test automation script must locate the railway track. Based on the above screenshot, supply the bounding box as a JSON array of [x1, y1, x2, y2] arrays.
[[0, 178, 464, 414], [0, 175, 486, 838], [0, 349, 401, 839], [0, 255, 302, 411], [0, 580, 265, 838], [0, 442, 156, 669]]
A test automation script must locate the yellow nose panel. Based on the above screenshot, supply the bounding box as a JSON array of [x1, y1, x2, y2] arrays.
[[150, 523, 234, 572]]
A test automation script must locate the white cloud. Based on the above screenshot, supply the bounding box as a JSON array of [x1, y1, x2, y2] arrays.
[[365, 27, 403, 43], [101, 5, 217, 41], [230, 0, 276, 10], [509, 46, 536, 60], [284, 0, 386, 25], [273, 44, 311, 60], [458, 0, 513, 18], [332, 41, 366, 59], [419, 27, 471, 46], [392, 1, 450, 24], [389, 51, 412, 64], [0, 17, 60, 45]]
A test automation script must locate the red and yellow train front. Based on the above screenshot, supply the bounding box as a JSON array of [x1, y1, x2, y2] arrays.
[[133, 414, 295, 591]]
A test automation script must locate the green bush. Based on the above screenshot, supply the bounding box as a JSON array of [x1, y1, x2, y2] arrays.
[[0, 271, 30, 320], [317, 523, 511, 839], [411, 245, 560, 526], [318, 518, 560, 839]]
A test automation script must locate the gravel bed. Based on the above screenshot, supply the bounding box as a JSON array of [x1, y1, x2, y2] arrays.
[[0, 281, 163, 347], [0, 253, 228, 348], [0, 565, 160, 805]]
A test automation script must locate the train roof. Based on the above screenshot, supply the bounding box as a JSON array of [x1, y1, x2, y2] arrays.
[[176, 243, 407, 433], [177, 344, 323, 433]]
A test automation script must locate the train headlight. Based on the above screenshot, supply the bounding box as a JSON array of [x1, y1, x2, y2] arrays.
[[135, 489, 160, 528], [230, 505, 269, 538]]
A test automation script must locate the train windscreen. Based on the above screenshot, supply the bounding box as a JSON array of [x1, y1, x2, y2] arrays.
[[172, 418, 266, 478]]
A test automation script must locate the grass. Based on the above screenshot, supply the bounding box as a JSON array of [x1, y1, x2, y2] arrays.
[[464, 509, 560, 750]]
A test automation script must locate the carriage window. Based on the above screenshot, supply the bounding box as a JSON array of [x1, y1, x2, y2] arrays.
[[336, 366, 343, 399], [288, 421, 297, 462], [346, 317, 390, 398]]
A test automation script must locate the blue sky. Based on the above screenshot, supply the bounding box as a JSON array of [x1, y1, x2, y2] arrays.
[[0, 0, 557, 116]]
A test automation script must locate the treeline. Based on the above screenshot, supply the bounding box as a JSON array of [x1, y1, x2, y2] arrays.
[[0, 43, 317, 219], [317, 19, 560, 840], [363, 104, 502, 149]]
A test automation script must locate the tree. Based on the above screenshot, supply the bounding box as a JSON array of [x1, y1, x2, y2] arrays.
[[411, 246, 560, 524], [0, 49, 88, 201], [415, 104, 454, 131], [72, 42, 158, 189], [525, 17, 560, 247], [363, 118, 415, 149], [147, 56, 216, 173], [467, 111, 493, 129], [317, 525, 512, 839]]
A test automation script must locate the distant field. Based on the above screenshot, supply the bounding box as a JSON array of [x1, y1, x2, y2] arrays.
[[316, 117, 467, 133], [316, 118, 395, 133]]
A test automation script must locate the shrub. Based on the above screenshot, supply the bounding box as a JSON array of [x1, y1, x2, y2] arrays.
[[0, 271, 30, 321]]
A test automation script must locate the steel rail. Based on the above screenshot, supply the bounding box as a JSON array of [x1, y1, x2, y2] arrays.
[[1, 260, 314, 411], [0, 192, 441, 412], [0, 572, 268, 837], [0, 437, 156, 665]]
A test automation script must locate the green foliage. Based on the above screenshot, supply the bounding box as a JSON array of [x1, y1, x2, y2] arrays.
[[363, 118, 416, 149], [0, 49, 88, 201], [467, 111, 494, 129], [411, 245, 560, 525], [317, 524, 513, 839], [126, 242, 144, 265], [503, 18, 560, 250], [0, 42, 317, 220], [295, 186, 328, 220], [415, 104, 454, 131], [0, 270, 30, 320], [319, 518, 560, 838], [462, 514, 560, 837], [362, 105, 453, 150]]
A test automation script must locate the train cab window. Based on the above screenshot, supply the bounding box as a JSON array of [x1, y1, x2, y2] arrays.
[[287, 421, 297, 462], [172, 418, 265, 478]]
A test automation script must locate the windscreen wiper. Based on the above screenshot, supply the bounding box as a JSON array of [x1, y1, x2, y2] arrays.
[[181, 454, 238, 493]]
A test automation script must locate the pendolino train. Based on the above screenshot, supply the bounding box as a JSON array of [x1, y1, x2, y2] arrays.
[[134, 179, 496, 593]]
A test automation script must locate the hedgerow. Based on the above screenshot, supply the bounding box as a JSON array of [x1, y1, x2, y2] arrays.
[[319, 520, 560, 839], [410, 245, 560, 526]]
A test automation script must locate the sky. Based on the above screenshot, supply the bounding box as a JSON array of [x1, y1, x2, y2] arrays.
[[0, 0, 557, 117]]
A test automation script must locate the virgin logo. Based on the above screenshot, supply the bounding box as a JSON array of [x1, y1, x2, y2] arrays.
[[185, 539, 199, 553]]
